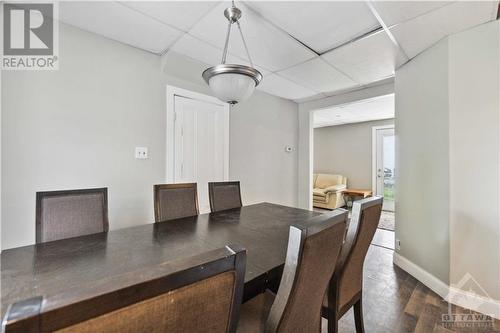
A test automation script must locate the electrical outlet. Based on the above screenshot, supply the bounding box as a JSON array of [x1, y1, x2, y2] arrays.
[[395, 239, 401, 251], [135, 147, 148, 159]]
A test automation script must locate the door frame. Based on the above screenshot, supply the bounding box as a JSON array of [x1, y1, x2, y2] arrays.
[[166, 85, 230, 183], [371, 124, 395, 194]]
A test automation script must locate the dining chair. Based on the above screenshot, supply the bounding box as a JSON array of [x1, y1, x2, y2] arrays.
[[2, 245, 246, 333], [321, 196, 383, 333], [153, 183, 199, 222], [36, 187, 109, 243], [237, 209, 348, 332], [208, 181, 243, 212]]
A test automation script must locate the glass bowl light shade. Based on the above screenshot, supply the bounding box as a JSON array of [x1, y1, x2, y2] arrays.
[[203, 64, 263, 104]]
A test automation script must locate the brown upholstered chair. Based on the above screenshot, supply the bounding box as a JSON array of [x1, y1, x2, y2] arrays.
[[2, 245, 246, 333], [321, 196, 383, 333], [154, 183, 199, 222], [237, 209, 348, 332], [36, 188, 109, 243], [208, 181, 242, 212]]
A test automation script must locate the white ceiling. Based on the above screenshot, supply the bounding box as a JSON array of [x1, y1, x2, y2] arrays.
[[313, 94, 395, 128], [59, 1, 498, 102]]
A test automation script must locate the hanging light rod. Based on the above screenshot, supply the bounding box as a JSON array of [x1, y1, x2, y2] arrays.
[[202, 1, 263, 105]]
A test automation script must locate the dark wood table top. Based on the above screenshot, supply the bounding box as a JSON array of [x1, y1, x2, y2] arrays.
[[1, 202, 319, 318]]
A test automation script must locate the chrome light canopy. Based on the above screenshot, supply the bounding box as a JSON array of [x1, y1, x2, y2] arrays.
[[202, 1, 263, 104]]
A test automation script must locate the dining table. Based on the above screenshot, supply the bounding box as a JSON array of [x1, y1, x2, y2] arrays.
[[0, 202, 320, 318]]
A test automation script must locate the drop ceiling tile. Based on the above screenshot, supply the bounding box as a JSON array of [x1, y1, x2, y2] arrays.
[[59, 2, 181, 53], [278, 58, 357, 93], [294, 93, 329, 104], [257, 74, 317, 100], [370, 1, 452, 26], [322, 30, 404, 84], [313, 94, 394, 127], [188, 2, 316, 71], [390, 1, 498, 58], [170, 34, 270, 76], [171, 34, 223, 66], [248, 1, 380, 53], [120, 1, 218, 31]]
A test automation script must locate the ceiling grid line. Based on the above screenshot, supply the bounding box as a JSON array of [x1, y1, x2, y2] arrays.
[[117, 1, 187, 35], [383, 1, 455, 28], [364, 1, 409, 62], [241, 1, 319, 58], [160, 1, 223, 55]]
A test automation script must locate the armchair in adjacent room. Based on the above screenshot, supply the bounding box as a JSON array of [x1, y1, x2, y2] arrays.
[[313, 173, 347, 209]]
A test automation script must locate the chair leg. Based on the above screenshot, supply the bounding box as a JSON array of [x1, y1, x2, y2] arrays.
[[353, 297, 365, 333], [327, 314, 338, 333]]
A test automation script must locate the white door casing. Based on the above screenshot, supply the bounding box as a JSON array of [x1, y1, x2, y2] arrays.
[[372, 125, 395, 211], [166, 86, 229, 212]]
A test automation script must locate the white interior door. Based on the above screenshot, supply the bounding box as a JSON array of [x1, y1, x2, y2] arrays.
[[374, 127, 395, 211], [172, 95, 228, 213]]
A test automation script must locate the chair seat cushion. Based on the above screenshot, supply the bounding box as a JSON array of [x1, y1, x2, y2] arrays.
[[313, 188, 327, 197], [237, 290, 275, 332]]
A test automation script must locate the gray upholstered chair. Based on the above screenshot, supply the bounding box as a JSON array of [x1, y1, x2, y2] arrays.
[[322, 196, 383, 333], [36, 188, 108, 243], [2, 245, 246, 333], [208, 181, 242, 212], [154, 183, 199, 222], [237, 209, 348, 332]]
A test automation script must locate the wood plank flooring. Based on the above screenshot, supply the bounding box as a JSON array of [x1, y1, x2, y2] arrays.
[[371, 228, 395, 250], [321, 245, 500, 333]]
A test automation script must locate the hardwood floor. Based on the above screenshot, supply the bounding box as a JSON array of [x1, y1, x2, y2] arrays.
[[321, 245, 500, 333], [379, 210, 395, 231], [372, 228, 395, 250]]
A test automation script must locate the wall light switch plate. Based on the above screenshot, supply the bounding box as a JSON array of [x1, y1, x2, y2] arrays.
[[396, 239, 401, 251], [135, 147, 148, 159]]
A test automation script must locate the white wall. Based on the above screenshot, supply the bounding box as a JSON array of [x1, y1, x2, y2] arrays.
[[395, 20, 500, 311], [395, 39, 450, 284], [298, 81, 394, 209], [230, 93, 298, 207], [1, 22, 299, 249], [314, 119, 394, 189], [448, 21, 500, 302], [2, 23, 164, 250]]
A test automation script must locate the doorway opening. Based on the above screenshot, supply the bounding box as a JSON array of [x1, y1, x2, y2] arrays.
[[310, 93, 395, 250], [371, 124, 395, 249]]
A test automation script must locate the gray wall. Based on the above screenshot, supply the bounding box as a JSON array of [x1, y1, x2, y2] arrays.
[[396, 20, 500, 302], [1, 22, 299, 249], [230, 93, 298, 206], [395, 38, 450, 284], [448, 21, 500, 301], [314, 119, 394, 189]]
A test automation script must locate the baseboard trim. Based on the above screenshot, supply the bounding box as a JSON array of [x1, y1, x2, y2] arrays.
[[393, 252, 500, 320], [393, 252, 449, 298]]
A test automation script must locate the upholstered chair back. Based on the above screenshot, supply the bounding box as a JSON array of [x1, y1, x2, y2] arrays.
[[154, 183, 199, 222], [2, 246, 246, 333], [208, 181, 242, 212], [314, 174, 347, 189], [266, 210, 348, 333], [36, 188, 108, 243], [336, 197, 383, 310]]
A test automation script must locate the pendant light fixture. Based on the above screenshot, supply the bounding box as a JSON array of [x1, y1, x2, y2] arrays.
[[202, 1, 263, 105]]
